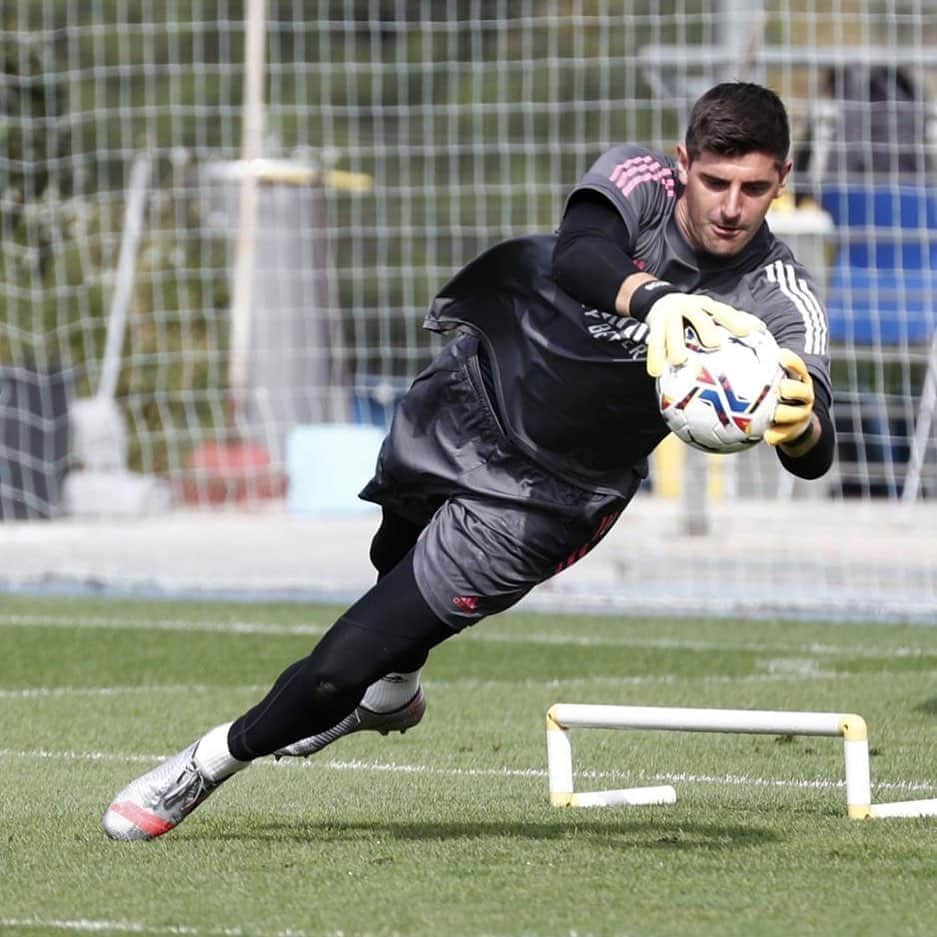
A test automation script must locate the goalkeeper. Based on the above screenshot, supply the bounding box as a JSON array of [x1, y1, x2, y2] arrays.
[[103, 81, 834, 841]]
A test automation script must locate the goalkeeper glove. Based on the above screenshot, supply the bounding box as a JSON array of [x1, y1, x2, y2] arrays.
[[629, 281, 764, 378], [764, 348, 815, 448]]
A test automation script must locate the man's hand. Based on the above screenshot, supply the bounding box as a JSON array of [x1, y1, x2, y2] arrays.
[[764, 348, 815, 447], [643, 292, 764, 378]]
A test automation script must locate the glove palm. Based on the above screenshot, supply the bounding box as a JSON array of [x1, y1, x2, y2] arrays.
[[644, 293, 764, 378]]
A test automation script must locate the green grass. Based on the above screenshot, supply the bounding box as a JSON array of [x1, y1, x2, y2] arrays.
[[4, 594, 937, 937]]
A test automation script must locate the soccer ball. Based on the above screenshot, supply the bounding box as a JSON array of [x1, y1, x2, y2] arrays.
[[656, 326, 784, 453]]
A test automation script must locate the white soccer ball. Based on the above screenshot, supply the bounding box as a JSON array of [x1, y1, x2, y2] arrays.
[[656, 326, 784, 453]]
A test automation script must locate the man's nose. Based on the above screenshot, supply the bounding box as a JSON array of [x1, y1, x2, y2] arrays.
[[722, 188, 742, 218]]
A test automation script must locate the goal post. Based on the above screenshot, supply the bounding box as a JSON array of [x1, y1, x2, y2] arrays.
[[228, 0, 266, 425]]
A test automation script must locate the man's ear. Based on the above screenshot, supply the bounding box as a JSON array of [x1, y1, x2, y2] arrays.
[[676, 144, 690, 184], [776, 158, 793, 195]]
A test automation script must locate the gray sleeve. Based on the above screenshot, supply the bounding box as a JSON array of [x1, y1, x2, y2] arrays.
[[748, 257, 833, 405], [563, 144, 679, 253]]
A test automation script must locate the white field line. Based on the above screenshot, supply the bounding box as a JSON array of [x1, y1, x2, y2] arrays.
[[0, 670, 863, 700], [16, 659, 937, 701], [0, 613, 330, 638], [0, 918, 356, 937], [1, 746, 935, 796], [1, 611, 935, 660], [0, 684, 228, 699]]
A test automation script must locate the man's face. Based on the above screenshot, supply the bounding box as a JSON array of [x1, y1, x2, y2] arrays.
[[674, 145, 791, 257]]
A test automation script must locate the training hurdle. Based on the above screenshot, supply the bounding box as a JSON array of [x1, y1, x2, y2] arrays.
[[546, 703, 937, 819]]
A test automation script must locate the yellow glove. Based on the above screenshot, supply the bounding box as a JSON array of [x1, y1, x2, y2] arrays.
[[642, 292, 765, 378], [764, 348, 815, 447]]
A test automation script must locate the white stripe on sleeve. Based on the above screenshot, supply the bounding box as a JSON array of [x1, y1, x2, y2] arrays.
[[765, 260, 827, 355]]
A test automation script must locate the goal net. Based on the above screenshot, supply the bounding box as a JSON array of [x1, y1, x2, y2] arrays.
[[2, 1, 936, 619]]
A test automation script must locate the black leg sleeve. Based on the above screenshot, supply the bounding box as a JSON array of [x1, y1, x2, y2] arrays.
[[369, 507, 425, 579], [227, 549, 452, 760]]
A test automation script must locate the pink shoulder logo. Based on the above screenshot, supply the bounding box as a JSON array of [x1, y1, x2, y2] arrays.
[[609, 155, 675, 198]]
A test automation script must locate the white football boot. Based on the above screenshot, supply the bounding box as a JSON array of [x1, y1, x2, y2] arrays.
[[275, 687, 426, 759], [103, 737, 231, 841]]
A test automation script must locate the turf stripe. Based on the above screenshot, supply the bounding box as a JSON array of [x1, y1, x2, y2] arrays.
[[2, 611, 935, 659]]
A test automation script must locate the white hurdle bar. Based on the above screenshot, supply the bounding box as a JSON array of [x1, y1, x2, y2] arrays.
[[546, 703, 937, 819]]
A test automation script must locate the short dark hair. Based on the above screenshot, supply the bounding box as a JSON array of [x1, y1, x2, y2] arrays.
[[684, 82, 790, 170]]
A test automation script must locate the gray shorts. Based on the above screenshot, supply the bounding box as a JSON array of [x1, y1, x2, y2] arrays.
[[360, 332, 641, 629]]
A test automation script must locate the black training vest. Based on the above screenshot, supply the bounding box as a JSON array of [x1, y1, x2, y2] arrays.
[[424, 234, 668, 496]]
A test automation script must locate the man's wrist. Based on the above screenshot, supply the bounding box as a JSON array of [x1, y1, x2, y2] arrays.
[[779, 414, 819, 456], [628, 280, 682, 321]]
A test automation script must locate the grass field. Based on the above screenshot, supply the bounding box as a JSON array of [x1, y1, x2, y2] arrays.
[[4, 593, 937, 937]]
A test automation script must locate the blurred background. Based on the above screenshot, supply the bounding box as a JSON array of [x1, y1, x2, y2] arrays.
[[2, 1, 937, 619]]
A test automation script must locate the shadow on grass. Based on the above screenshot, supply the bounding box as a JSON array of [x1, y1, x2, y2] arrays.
[[216, 817, 780, 851], [912, 696, 937, 716]]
